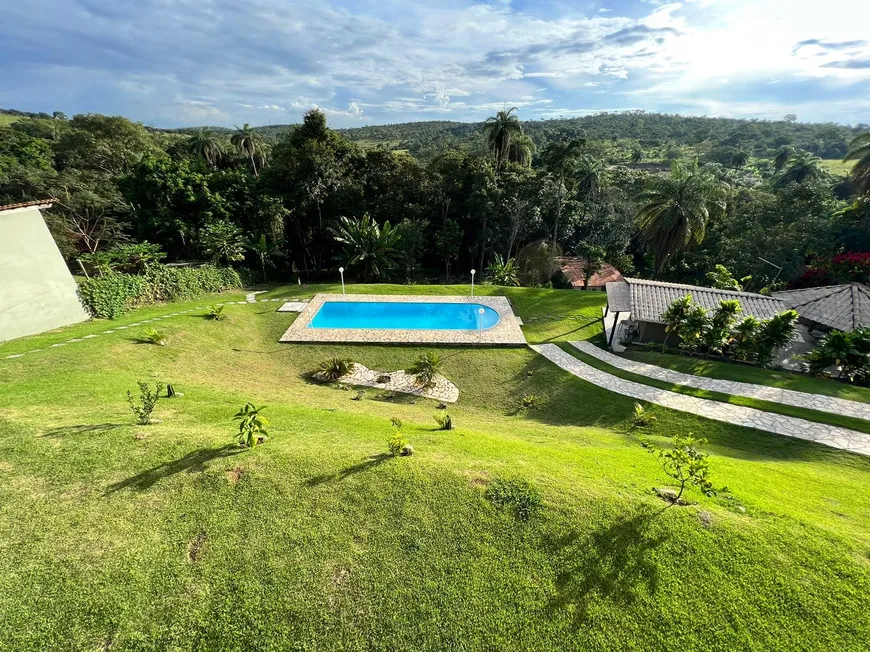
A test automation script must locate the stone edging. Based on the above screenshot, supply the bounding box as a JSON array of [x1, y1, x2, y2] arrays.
[[318, 363, 459, 403]]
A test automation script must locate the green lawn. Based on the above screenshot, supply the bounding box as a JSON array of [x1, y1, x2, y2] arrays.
[[820, 159, 856, 176], [1, 285, 869, 650], [623, 348, 870, 404]]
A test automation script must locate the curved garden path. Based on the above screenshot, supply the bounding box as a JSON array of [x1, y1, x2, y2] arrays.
[[531, 344, 870, 457], [570, 340, 870, 422]]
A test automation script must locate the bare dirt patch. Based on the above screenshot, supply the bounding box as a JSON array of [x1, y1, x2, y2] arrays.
[[187, 530, 207, 563], [226, 466, 245, 484]]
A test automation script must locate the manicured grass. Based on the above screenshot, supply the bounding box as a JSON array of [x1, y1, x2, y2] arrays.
[[0, 113, 22, 126], [1, 286, 869, 650], [566, 346, 870, 434], [820, 159, 856, 176], [624, 348, 870, 404]]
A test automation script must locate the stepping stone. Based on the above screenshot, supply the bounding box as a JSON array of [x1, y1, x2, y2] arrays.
[[50, 343, 67, 347], [4, 354, 24, 359], [278, 301, 309, 312], [84, 334, 99, 339]]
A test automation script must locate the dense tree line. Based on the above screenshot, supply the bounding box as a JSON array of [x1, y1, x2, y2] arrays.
[[1, 107, 868, 290]]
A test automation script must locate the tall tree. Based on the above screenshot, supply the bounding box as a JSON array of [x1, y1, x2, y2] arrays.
[[773, 151, 828, 188], [187, 129, 226, 169], [844, 132, 870, 196], [330, 213, 401, 280], [637, 164, 728, 273], [231, 124, 266, 176], [482, 108, 524, 167], [539, 139, 584, 244]]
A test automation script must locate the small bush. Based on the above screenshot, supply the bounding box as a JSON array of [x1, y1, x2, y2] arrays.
[[141, 327, 166, 346], [388, 433, 407, 457], [79, 271, 148, 319], [407, 351, 442, 388], [233, 403, 269, 448], [209, 305, 226, 321], [633, 402, 657, 427], [351, 390, 366, 401], [126, 381, 164, 425], [485, 477, 542, 521], [434, 413, 454, 430], [390, 416, 403, 429], [316, 357, 354, 381], [521, 394, 540, 409], [642, 434, 714, 503]]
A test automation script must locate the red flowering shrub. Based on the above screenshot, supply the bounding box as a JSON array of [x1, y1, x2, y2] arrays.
[[791, 251, 870, 288]]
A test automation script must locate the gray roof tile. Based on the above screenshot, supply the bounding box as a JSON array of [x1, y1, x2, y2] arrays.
[[774, 284, 870, 332], [609, 278, 786, 323]]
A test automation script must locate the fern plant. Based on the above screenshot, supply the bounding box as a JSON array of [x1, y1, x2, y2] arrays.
[[521, 394, 539, 409], [316, 357, 354, 381], [633, 402, 657, 427], [126, 381, 164, 425], [142, 326, 166, 346], [208, 304, 226, 321], [406, 351, 442, 388], [233, 403, 269, 448]]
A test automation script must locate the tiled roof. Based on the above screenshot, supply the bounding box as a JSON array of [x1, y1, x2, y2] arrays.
[[774, 284, 870, 332], [0, 198, 56, 213], [557, 257, 624, 288], [609, 278, 786, 323]]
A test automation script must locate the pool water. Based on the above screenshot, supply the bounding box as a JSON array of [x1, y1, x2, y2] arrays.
[[308, 301, 501, 330]]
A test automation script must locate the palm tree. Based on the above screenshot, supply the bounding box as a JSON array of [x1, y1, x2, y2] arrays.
[[630, 145, 643, 165], [245, 233, 281, 281], [575, 156, 604, 198], [187, 129, 226, 169], [507, 132, 536, 167], [773, 146, 793, 172], [844, 131, 870, 195], [231, 124, 266, 176], [772, 151, 828, 188], [731, 151, 750, 169], [330, 213, 402, 280], [483, 108, 524, 167], [636, 165, 728, 273]]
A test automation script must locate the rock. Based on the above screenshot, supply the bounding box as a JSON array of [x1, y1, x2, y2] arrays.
[[376, 374, 392, 383], [437, 402, 448, 410], [654, 487, 679, 503], [736, 506, 747, 514], [400, 444, 414, 456]]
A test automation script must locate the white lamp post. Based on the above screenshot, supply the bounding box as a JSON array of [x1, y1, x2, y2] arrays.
[[478, 307, 484, 334], [339, 267, 346, 296], [470, 269, 476, 296]]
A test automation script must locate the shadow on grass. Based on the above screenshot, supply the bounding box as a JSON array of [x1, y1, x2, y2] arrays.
[[104, 445, 241, 494], [304, 453, 391, 487], [536, 319, 604, 344], [42, 423, 125, 438], [545, 506, 670, 626]]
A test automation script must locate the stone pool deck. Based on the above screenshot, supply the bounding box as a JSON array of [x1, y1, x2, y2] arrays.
[[279, 294, 527, 346]]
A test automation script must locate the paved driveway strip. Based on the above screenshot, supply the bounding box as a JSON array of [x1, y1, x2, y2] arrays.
[[571, 341, 870, 422], [531, 344, 870, 457]]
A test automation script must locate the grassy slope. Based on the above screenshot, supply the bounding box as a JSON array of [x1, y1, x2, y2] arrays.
[[623, 348, 870, 404], [1, 285, 869, 651]]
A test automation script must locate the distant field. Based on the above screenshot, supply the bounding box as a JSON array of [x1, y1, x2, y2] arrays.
[[0, 114, 21, 126], [820, 159, 855, 176]]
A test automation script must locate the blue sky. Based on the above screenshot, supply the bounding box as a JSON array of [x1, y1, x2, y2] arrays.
[[1, 0, 869, 128]]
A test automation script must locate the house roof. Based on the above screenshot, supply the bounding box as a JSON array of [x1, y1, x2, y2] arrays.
[[0, 198, 56, 213], [774, 284, 870, 332], [557, 257, 624, 288], [606, 277, 786, 323]]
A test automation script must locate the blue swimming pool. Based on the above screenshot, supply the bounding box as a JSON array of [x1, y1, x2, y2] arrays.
[[308, 301, 501, 330]]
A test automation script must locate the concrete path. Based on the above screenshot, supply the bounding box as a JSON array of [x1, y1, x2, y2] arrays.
[[571, 341, 870, 422], [531, 344, 870, 457]]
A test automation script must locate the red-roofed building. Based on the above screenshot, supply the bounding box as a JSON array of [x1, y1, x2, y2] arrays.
[[556, 257, 624, 291]]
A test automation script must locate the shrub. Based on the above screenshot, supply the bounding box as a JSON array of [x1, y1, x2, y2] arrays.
[[209, 305, 226, 321], [407, 351, 442, 388], [126, 381, 164, 425], [642, 434, 714, 503], [388, 432, 407, 456], [484, 477, 542, 521], [801, 327, 870, 381], [486, 254, 521, 286], [78, 264, 242, 319], [316, 357, 354, 381], [141, 327, 166, 346], [390, 416, 403, 429], [434, 413, 454, 430], [79, 271, 148, 319], [233, 403, 269, 448], [550, 268, 574, 290], [521, 393, 540, 409], [80, 242, 166, 274], [633, 402, 656, 427]]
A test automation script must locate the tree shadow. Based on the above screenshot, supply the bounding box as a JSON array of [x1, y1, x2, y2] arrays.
[[103, 445, 241, 494], [544, 506, 670, 627], [41, 423, 125, 438], [537, 319, 604, 343], [303, 453, 391, 487]]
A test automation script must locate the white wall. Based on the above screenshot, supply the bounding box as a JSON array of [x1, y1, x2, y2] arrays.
[[0, 206, 89, 342]]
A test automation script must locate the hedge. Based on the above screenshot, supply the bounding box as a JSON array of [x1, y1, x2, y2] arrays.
[[78, 264, 243, 319]]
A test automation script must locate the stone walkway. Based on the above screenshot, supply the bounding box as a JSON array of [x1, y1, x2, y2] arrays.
[[2, 295, 299, 361], [531, 344, 870, 457], [571, 341, 870, 422]]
